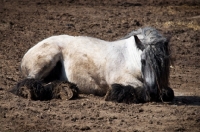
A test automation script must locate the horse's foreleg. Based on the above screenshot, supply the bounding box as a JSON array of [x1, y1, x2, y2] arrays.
[[104, 83, 173, 103], [104, 84, 138, 104], [133, 86, 174, 102]]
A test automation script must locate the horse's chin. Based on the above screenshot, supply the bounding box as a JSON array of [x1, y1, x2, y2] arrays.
[[160, 87, 174, 102]]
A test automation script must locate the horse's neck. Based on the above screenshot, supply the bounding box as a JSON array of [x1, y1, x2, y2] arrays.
[[124, 36, 142, 72]]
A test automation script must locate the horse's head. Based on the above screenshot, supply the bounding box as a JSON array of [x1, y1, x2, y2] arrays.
[[138, 27, 171, 101]]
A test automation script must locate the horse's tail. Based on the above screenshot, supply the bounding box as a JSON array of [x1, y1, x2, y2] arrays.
[[11, 78, 79, 100]]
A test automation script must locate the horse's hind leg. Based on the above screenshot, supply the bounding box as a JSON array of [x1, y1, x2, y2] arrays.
[[10, 79, 32, 99], [21, 42, 64, 81], [11, 79, 79, 100], [11, 78, 48, 100]]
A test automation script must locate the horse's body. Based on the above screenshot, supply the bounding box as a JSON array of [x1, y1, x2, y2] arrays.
[[21, 35, 143, 96], [14, 27, 174, 103]]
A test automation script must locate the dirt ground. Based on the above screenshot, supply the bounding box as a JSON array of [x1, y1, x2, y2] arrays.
[[0, 0, 200, 131]]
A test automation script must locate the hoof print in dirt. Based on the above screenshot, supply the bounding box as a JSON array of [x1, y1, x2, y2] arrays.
[[11, 79, 79, 101]]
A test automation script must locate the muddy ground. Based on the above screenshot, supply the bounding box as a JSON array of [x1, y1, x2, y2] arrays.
[[0, 0, 200, 131]]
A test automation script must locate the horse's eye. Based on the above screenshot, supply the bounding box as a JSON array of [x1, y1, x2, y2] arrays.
[[141, 59, 146, 65]]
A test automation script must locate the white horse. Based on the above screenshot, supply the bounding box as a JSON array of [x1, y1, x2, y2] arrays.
[[13, 27, 174, 103]]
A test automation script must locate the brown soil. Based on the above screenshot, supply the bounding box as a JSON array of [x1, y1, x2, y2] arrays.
[[0, 0, 200, 131]]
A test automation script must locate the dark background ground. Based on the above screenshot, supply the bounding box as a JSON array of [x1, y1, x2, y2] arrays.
[[0, 0, 200, 131]]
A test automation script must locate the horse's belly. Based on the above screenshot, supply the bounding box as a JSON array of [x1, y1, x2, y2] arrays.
[[63, 55, 108, 96], [68, 71, 109, 96]]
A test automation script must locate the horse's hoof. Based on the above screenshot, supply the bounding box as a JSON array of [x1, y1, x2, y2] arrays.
[[17, 86, 31, 99], [57, 82, 79, 100], [60, 86, 74, 100]]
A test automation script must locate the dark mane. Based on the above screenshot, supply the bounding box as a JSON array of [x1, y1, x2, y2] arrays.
[[144, 38, 170, 88], [121, 29, 142, 40], [121, 27, 164, 51], [141, 30, 173, 101]]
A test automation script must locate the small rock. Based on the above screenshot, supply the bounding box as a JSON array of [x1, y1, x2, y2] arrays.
[[139, 108, 144, 112], [97, 117, 104, 120], [80, 126, 90, 131], [149, 120, 153, 124]]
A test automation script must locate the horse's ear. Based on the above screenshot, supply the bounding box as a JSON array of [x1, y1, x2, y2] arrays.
[[134, 35, 145, 51]]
